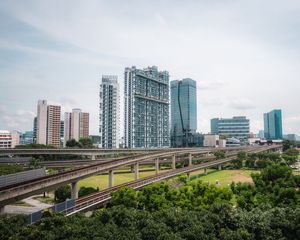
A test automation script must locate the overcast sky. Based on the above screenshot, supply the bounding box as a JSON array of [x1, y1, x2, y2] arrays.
[[0, 0, 299, 136]]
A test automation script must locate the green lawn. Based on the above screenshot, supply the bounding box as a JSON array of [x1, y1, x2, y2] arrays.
[[78, 168, 169, 190], [191, 169, 259, 187]]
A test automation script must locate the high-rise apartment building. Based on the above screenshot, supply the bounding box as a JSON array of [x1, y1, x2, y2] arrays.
[[36, 100, 48, 145], [264, 109, 283, 140], [211, 116, 250, 140], [64, 109, 89, 145], [171, 78, 197, 147], [124, 66, 170, 148], [99, 75, 119, 149], [36, 100, 61, 147]]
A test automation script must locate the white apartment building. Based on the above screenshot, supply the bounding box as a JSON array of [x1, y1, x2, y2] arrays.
[[64, 109, 89, 146], [99, 75, 119, 149]]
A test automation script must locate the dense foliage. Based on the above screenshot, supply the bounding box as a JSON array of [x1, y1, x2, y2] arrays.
[[1, 160, 300, 239], [0, 165, 24, 176], [227, 149, 298, 170], [66, 138, 94, 148]]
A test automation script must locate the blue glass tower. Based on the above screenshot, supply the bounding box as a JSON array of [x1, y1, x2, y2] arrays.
[[264, 109, 283, 140], [171, 78, 197, 146]]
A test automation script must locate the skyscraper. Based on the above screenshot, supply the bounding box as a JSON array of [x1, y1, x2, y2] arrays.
[[124, 66, 170, 148], [264, 109, 283, 140], [46, 105, 61, 147], [210, 116, 250, 140], [99, 75, 119, 149], [36, 100, 48, 145], [171, 78, 197, 147], [64, 109, 89, 145], [36, 100, 61, 147]]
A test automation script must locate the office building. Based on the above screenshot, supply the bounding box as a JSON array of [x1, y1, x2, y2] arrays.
[[171, 78, 197, 147], [124, 66, 170, 148], [283, 134, 297, 142], [211, 116, 250, 140], [36, 100, 61, 147], [264, 109, 283, 140], [0, 130, 20, 148], [19, 131, 34, 145], [99, 75, 119, 149], [64, 109, 89, 145]]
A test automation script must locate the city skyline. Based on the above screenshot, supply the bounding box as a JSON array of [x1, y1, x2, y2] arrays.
[[0, 1, 300, 135]]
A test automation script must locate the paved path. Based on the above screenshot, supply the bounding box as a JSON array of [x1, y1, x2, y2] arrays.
[[3, 195, 53, 215]]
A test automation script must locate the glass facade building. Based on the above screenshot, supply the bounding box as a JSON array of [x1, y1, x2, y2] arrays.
[[264, 109, 283, 140], [124, 66, 170, 148], [170, 78, 197, 147], [210, 116, 250, 140]]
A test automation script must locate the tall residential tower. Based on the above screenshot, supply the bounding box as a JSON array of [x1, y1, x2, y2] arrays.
[[36, 100, 61, 147], [64, 109, 89, 146], [99, 75, 119, 149], [171, 78, 197, 147], [124, 66, 170, 148]]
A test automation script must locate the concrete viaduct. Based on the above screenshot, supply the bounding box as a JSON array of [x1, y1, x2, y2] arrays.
[[0, 145, 281, 210]]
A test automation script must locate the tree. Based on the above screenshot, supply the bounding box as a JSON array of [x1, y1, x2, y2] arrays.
[[79, 137, 93, 148], [54, 185, 71, 203], [214, 150, 226, 159], [66, 139, 81, 148], [78, 186, 99, 197]]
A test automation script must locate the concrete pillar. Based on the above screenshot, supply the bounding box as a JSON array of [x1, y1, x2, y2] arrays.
[[155, 158, 159, 174], [108, 170, 114, 188], [188, 153, 193, 166], [204, 168, 207, 175], [71, 181, 78, 199], [218, 165, 222, 171], [91, 155, 96, 160], [172, 155, 176, 169], [134, 163, 139, 180], [0, 206, 5, 215], [187, 172, 191, 180]]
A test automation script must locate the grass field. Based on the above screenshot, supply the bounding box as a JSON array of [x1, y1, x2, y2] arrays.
[[190, 169, 259, 187], [78, 168, 169, 190]]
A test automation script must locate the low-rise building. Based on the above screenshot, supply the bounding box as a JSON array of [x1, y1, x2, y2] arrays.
[[203, 134, 219, 147], [0, 130, 20, 148]]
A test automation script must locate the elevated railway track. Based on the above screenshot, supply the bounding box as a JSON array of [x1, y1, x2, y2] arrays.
[[67, 145, 279, 215], [0, 146, 281, 207]]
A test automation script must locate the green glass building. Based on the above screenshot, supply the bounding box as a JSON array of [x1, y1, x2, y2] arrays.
[[264, 109, 283, 140]]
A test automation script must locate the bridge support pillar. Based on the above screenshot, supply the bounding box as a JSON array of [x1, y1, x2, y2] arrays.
[[155, 158, 159, 174], [188, 153, 193, 166], [71, 181, 78, 199], [108, 170, 114, 188], [172, 155, 176, 169], [187, 172, 191, 180], [134, 163, 139, 180], [91, 155, 96, 161], [218, 165, 222, 171], [0, 206, 5, 215]]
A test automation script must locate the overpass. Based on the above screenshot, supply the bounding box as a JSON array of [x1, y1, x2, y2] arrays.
[[66, 145, 280, 215], [0, 146, 281, 207]]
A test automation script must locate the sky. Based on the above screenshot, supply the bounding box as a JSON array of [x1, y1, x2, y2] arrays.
[[0, 0, 299, 136]]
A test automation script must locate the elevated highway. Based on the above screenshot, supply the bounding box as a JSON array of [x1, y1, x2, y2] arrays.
[[67, 145, 280, 215], [0, 146, 281, 207]]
